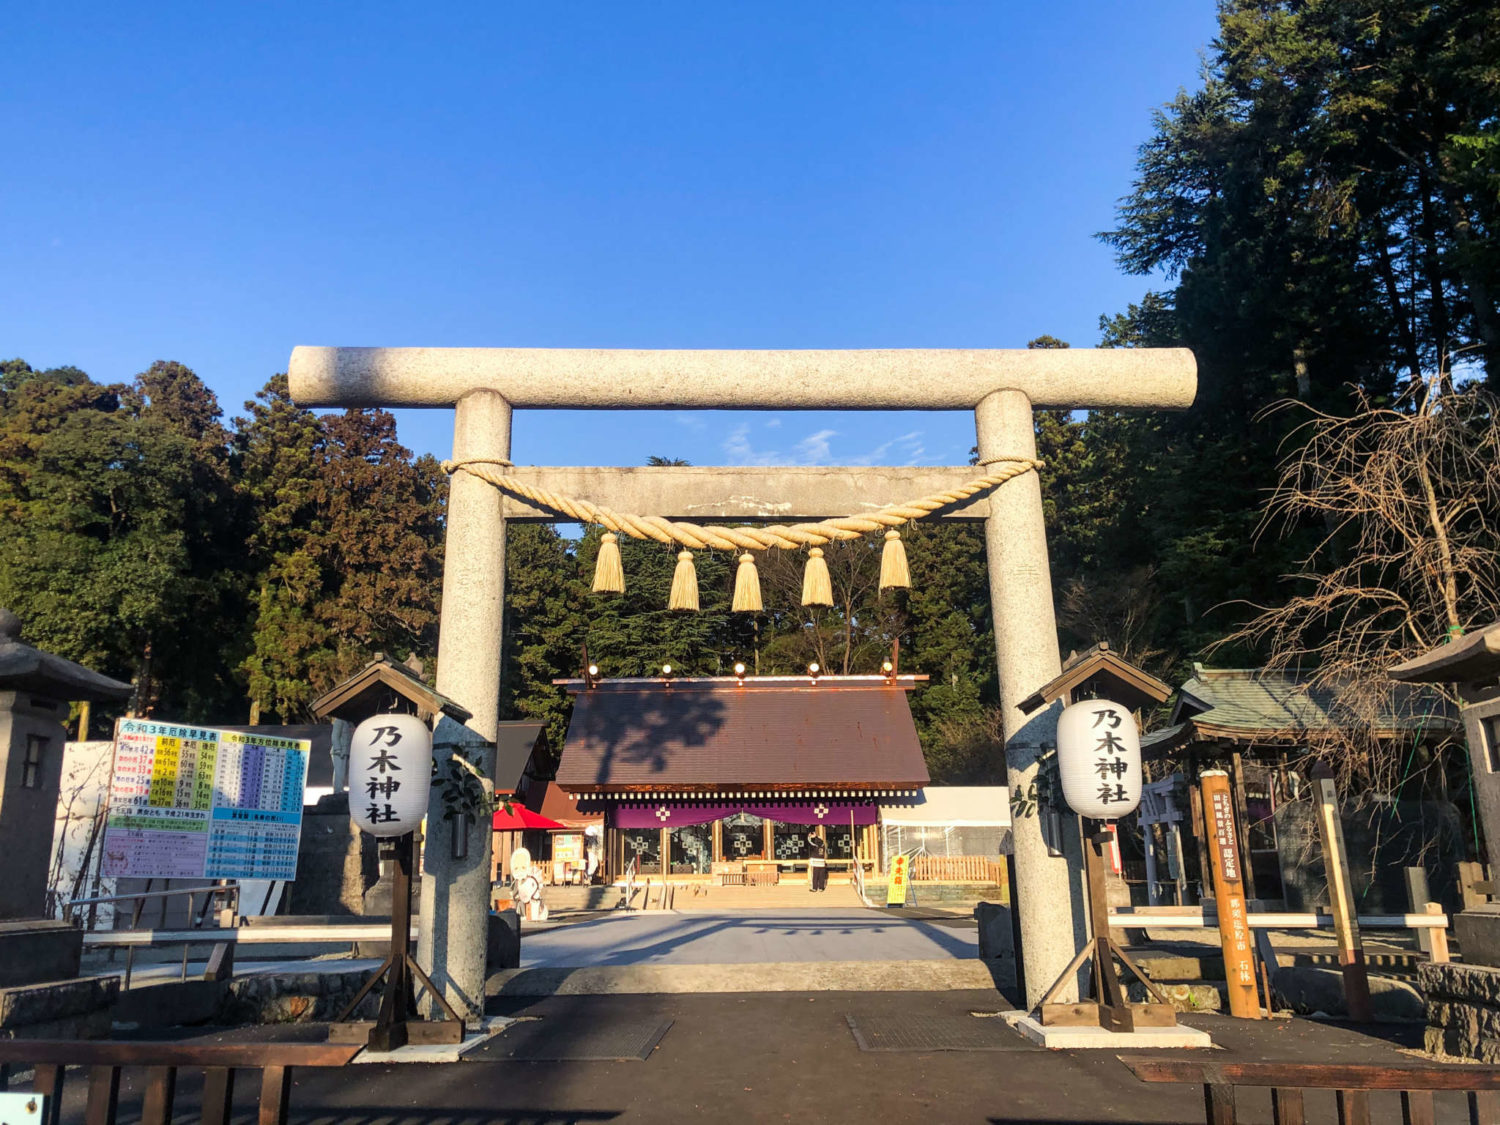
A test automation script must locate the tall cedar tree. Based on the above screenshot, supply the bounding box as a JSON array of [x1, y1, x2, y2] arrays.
[[237, 376, 446, 720]]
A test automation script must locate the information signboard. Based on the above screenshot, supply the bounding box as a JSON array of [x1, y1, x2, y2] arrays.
[[1200, 769, 1262, 1018], [101, 720, 308, 881], [886, 853, 910, 907]]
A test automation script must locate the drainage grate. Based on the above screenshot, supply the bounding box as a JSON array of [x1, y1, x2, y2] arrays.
[[482, 1016, 674, 1061], [845, 1013, 1031, 1052]]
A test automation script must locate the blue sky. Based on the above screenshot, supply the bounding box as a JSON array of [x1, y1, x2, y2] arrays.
[[3, 3, 1217, 468]]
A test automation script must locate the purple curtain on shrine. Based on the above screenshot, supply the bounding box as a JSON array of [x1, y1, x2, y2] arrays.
[[610, 802, 879, 829]]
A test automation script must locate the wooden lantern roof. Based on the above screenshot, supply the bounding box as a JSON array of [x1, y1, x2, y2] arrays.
[[310, 657, 471, 726], [1017, 641, 1172, 716]]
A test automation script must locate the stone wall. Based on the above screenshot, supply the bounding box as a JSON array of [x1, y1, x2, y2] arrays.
[[287, 794, 379, 916], [216, 969, 379, 1025], [1420, 962, 1500, 1061], [1274, 798, 1463, 914]]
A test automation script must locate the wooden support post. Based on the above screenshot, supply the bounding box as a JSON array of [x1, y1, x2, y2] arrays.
[[1204, 1083, 1236, 1125], [1401, 1090, 1435, 1125], [1336, 1088, 1371, 1125], [1405, 867, 1434, 957], [84, 1066, 120, 1125], [1200, 771, 1263, 1018], [257, 1066, 290, 1125], [1230, 752, 1259, 901], [1427, 902, 1450, 964], [32, 1064, 65, 1125], [1189, 781, 1212, 904], [1315, 771, 1373, 1022], [1271, 1087, 1305, 1125], [139, 1066, 176, 1125], [201, 1068, 236, 1125]]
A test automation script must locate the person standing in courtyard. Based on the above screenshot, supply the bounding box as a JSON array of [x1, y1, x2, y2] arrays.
[[808, 831, 828, 892]]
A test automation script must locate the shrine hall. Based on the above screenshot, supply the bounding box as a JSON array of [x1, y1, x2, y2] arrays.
[[552, 672, 930, 883]]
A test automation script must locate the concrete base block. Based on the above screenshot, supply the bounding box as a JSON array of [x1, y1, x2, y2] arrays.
[[1002, 1011, 1214, 1050], [0, 975, 117, 1027], [1456, 905, 1500, 968], [0, 922, 83, 988], [349, 1016, 513, 1064], [487, 910, 520, 971]]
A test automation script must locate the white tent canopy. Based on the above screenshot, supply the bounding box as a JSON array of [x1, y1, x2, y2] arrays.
[[880, 786, 1010, 828]]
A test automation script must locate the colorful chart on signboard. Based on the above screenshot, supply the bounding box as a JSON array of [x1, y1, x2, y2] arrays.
[[101, 720, 308, 881]]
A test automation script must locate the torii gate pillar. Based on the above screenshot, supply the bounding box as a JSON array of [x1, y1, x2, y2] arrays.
[[976, 389, 1087, 1004], [417, 389, 511, 1020]]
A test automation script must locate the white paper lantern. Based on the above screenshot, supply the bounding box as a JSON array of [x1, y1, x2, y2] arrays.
[[348, 713, 432, 837], [1056, 699, 1142, 819]]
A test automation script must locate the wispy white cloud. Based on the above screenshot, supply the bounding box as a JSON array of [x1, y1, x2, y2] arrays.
[[847, 430, 926, 466], [673, 412, 707, 432], [721, 424, 926, 467]]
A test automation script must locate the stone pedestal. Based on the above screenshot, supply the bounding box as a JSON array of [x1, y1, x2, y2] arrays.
[[0, 691, 70, 920], [1456, 904, 1500, 967], [1420, 962, 1500, 1061]]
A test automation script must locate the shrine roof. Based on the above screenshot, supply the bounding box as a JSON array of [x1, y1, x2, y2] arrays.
[[1141, 664, 1456, 755], [494, 721, 545, 795], [523, 779, 603, 828], [552, 676, 930, 793]]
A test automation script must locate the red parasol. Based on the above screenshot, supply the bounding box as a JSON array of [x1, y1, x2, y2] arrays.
[[491, 804, 566, 831]]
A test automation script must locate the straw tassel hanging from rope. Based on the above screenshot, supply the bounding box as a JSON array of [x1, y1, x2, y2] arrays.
[[592, 532, 625, 594], [879, 530, 910, 592], [668, 550, 699, 611], [801, 547, 833, 607], [732, 553, 762, 612]]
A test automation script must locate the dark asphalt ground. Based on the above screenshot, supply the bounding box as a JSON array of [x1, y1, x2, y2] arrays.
[[32, 989, 1483, 1125]]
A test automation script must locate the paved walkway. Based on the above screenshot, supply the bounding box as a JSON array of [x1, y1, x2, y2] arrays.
[[519, 908, 979, 968], [56, 992, 1474, 1125]]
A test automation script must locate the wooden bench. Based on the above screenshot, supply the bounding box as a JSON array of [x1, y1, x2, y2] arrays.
[[0, 1039, 362, 1125], [1125, 1058, 1500, 1124]]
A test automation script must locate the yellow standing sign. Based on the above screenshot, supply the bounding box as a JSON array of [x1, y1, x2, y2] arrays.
[[886, 853, 910, 907], [1200, 770, 1262, 1018]]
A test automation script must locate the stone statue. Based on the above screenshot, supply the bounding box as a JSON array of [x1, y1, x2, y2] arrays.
[[510, 847, 548, 922]]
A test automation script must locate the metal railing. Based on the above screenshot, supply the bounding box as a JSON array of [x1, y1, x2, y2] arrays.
[[66, 883, 242, 988]]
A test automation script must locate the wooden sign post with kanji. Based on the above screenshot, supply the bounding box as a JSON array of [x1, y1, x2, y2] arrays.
[[1200, 770, 1263, 1019]]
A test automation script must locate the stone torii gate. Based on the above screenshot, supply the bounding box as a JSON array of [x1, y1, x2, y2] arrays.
[[290, 346, 1196, 1012]]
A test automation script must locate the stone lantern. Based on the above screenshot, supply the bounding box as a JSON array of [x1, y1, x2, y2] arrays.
[[0, 608, 132, 922]]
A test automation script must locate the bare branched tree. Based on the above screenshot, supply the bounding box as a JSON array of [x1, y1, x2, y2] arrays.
[[1057, 564, 1176, 681], [1219, 377, 1500, 793], [757, 539, 900, 674]]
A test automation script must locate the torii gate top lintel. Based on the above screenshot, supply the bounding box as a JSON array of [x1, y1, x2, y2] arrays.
[[288, 346, 1196, 411]]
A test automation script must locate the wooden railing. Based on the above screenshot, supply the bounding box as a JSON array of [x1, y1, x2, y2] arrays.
[[908, 855, 1004, 884], [0, 1039, 362, 1125], [1125, 1059, 1500, 1125]]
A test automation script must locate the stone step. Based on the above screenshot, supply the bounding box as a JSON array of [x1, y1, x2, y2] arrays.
[[486, 959, 1000, 996]]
